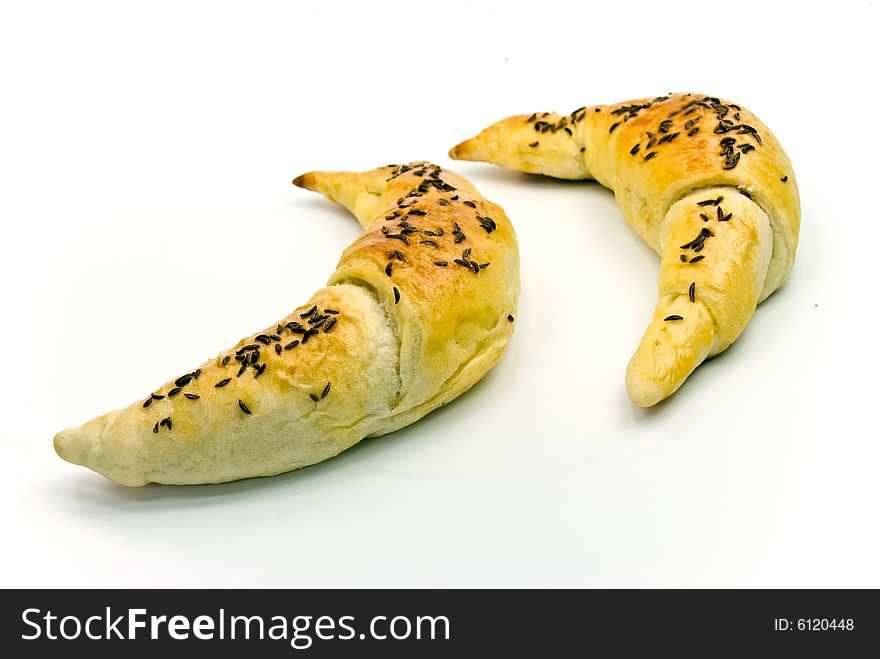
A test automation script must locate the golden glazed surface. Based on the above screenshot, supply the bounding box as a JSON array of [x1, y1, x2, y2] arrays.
[[54, 163, 520, 485], [450, 93, 799, 406]]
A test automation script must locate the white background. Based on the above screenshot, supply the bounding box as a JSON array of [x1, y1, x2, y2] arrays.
[[1, 0, 877, 588]]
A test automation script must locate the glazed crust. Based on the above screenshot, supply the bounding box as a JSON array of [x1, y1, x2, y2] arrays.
[[54, 163, 519, 485], [450, 93, 799, 406]]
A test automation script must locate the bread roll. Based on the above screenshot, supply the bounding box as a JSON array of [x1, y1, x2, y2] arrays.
[[54, 162, 519, 485], [450, 93, 799, 406]]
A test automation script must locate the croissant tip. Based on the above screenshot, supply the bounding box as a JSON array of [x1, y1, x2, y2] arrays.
[[625, 358, 673, 408], [449, 138, 485, 163], [626, 384, 665, 408], [54, 428, 87, 466]]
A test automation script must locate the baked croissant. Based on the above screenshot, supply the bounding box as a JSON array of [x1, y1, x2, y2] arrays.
[[450, 93, 799, 406], [54, 162, 519, 485]]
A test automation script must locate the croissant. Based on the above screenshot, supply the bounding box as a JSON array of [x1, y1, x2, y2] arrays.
[[450, 93, 799, 406], [54, 162, 519, 485]]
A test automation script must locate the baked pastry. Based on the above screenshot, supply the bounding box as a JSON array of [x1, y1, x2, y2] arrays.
[[450, 93, 799, 406], [54, 162, 519, 485]]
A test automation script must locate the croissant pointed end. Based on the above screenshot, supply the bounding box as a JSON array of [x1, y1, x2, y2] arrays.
[[292, 173, 315, 190], [55, 418, 150, 487], [624, 339, 677, 407], [624, 313, 713, 407], [448, 138, 483, 162], [624, 372, 667, 408], [54, 427, 90, 467]]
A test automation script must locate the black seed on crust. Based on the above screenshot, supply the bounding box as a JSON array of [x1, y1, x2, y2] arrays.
[[174, 374, 193, 387]]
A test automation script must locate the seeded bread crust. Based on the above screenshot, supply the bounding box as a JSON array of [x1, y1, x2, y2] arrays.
[[54, 163, 520, 485], [450, 93, 799, 406]]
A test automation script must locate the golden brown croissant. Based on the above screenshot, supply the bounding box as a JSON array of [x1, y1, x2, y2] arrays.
[[54, 162, 519, 485], [450, 93, 799, 406]]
